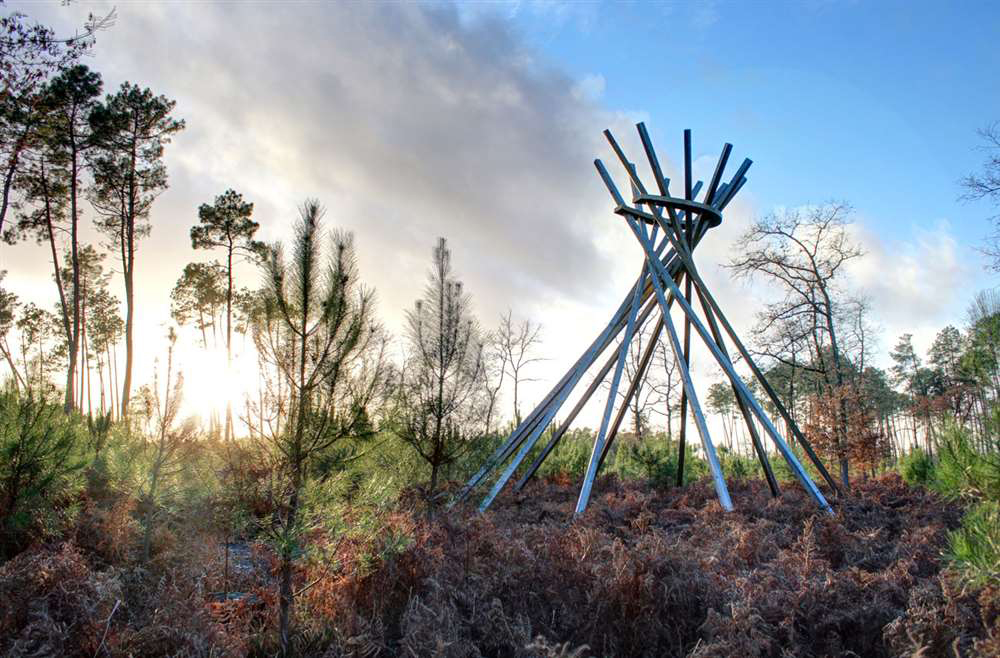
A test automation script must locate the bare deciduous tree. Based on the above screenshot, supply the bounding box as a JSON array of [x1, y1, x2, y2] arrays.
[[495, 309, 543, 425], [607, 320, 680, 441], [729, 202, 863, 487], [961, 122, 1000, 269], [649, 327, 681, 441], [482, 339, 506, 436]]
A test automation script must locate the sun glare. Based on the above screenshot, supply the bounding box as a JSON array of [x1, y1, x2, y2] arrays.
[[172, 339, 256, 433]]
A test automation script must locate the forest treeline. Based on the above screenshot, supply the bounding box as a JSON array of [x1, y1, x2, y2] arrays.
[[0, 6, 998, 657]]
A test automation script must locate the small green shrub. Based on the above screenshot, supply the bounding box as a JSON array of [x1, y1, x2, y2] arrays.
[[947, 501, 1000, 587], [933, 424, 1000, 501], [0, 391, 86, 558], [607, 436, 709, 487], [900, 448, 936, 486], [764, 441, 834, 485], [618, 440, 677, 486], [920, 423, 1000, 587], [718, 449, 761, 481], [535, 429, 593, 480], [769, 451, 798, 482]]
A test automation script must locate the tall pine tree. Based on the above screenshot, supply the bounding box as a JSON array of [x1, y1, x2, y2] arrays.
[[190, 189, 264, 438], [89, 82, 183, 418]]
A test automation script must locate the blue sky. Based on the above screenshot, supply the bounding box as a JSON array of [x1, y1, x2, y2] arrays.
[[504, 0, 1000, 258]]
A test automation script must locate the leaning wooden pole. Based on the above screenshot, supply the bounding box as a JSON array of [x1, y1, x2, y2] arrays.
[[693, 282, 781, 496], [575, 256, 646, 515], [516, 296, 664, 491], [597, 311, 667, 470]]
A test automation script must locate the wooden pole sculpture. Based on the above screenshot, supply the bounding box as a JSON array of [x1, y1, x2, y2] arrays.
[[455, 124, 838, 516]]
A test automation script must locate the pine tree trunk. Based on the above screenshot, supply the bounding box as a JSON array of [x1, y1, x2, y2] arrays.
[[0, 339, 24, 392], [226, 248, 234, 440], [122, 262, 134, 417], [39, 162, 74, 413], [111, 341, 120, 420], [278, 485, 298, 656], [120, 134, 138, 418]]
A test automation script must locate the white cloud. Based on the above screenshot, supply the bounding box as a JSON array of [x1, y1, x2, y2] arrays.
[[846, 218, 976, 360], [573, 73, 606, 101]]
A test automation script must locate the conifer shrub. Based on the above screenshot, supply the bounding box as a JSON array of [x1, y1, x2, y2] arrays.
[[947, 500, 1000, 587], [0, 390, 86, 558], [926, 424, 1000, 587], [900, 447, 935, 486], [933, 424, 1000, 501]]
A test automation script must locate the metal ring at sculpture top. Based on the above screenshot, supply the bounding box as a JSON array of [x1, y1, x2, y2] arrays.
[[632, 194, 723, 228], [614, 196, 723, 230]]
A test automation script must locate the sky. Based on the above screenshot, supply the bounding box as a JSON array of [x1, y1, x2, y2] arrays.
[[2, 0, 999, 430]]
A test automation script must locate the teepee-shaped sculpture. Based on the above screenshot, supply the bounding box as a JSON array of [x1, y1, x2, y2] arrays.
[[455, 124, 839, 516]]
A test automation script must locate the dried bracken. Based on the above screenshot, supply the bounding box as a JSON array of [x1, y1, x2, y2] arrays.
[[0, 542, 120, 657], [278, 474, 994, 657], [1, 474, 994, 657]]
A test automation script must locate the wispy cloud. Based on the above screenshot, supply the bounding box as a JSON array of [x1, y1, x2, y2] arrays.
[[846, 218, 976, 357]]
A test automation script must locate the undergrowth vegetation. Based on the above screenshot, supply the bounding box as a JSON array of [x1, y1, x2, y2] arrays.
[[0, 390, 998, 657], [898, 423, 1000, 589]]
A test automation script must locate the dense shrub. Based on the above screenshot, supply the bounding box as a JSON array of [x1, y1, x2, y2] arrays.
[[717, 446, 761, 481], [947, 501, 1000, 587], [225, 474, 991, 656], [933, 424, 1000, 501], [899, 447, 935, 486], [528, 430, 712, 489], [924, 425, 1000, 588], [0, 389, 994, 656], [883, 576, 1000, 657], [532, 428, 593, 481], [0, 390, 86, 558], [0, 448, 995, 656], [0, 543, 121, 656]]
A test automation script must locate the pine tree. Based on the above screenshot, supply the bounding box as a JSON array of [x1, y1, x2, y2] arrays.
[[398, 238, 487, 507], [88, 82, 184, 418], [190, 189, 264, 439], [170, 261, 226, 349], [253, 200, 388, 654], [4, 64, 102, 411]]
